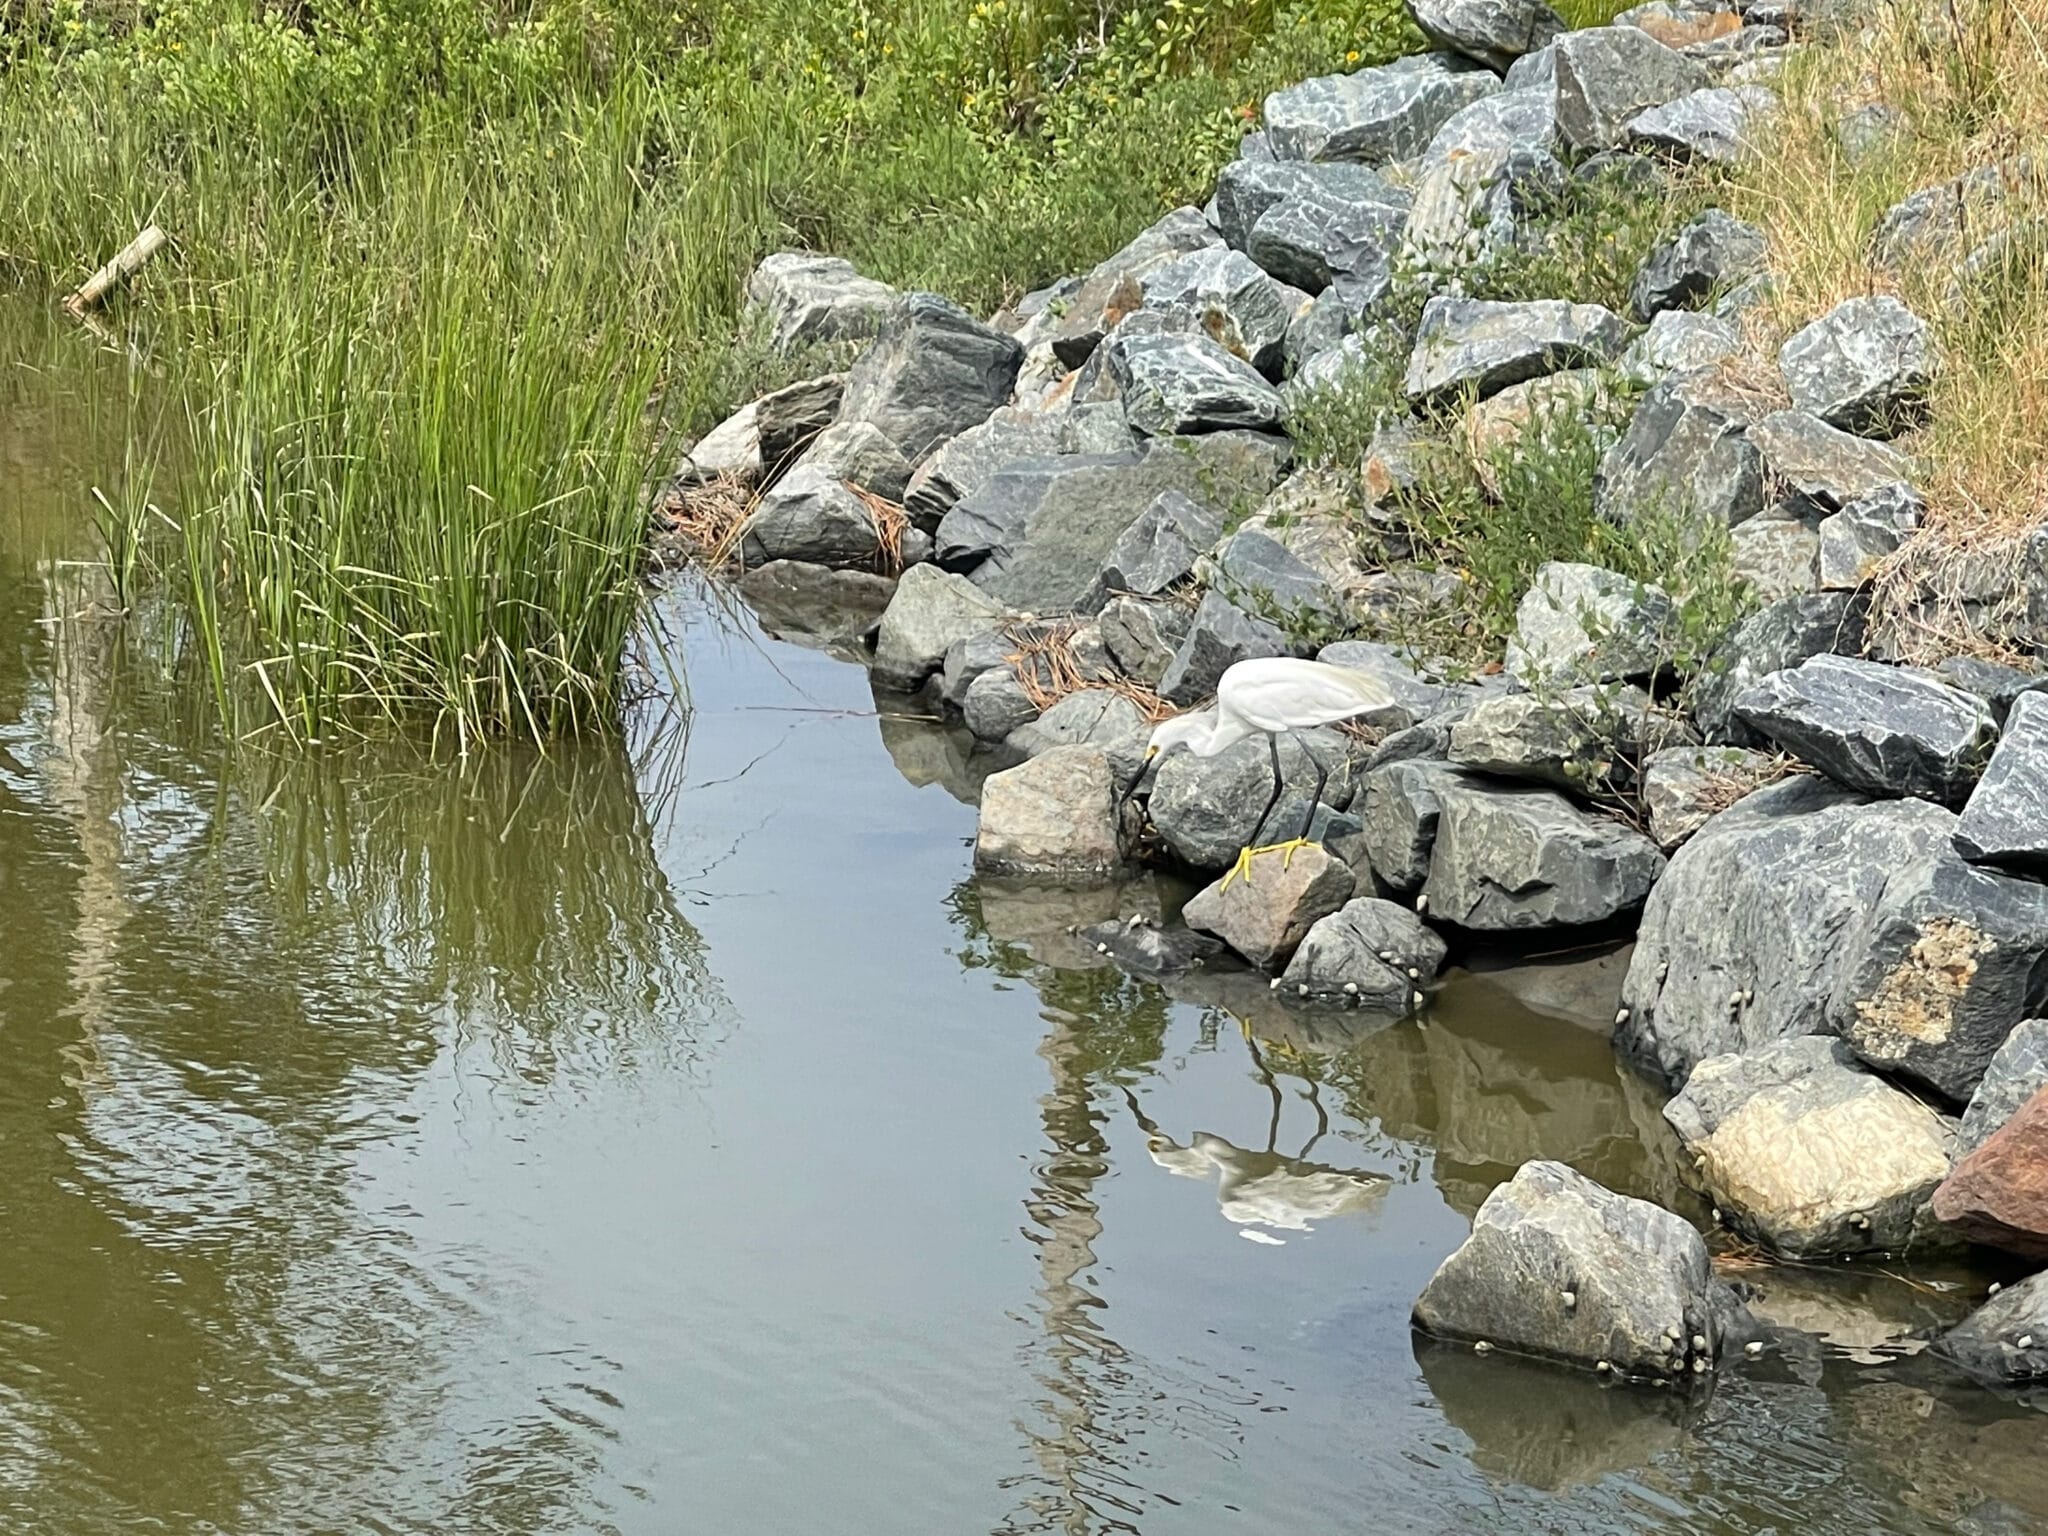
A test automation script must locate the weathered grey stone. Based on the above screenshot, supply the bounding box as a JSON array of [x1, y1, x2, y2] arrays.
[[1098, 596, 1191, 686], [738, 561, 896, 648], [1077, 913, 1226, 979], [1007, 690, 1152, 784], [745, 252, 897, 352], [1148, 726, 1363, 869], [1183, 843, 1358, 969], [1777, 296, 1937, 438], [738, 466, 884, 568], [1413, 1160, 1725, 1381], [940, 624, 1046, 709], [1247, 192, 1408, 299], [1139, 246, 1311, 377], [961, 665, 1043, 743], [974, 747, 1131, 881], [1317, 640, 1477, 729], [1816, 480, 1921, 590], [1503, 41, 1556, 89], [839, 293, 1026, 465], [1281, 896, 1448, 1007], [1690, 592, 1865, 746], [1421, 86, 1559, 165], [1663, 1036, 1959, 1257], [1958, 1019, 2048, 1152], [1157, 591, 1291, 706], [1212, 528, 1346, 625], [1264, 52, 1503, 165], [1448, 683, 1676, 790], [1406, 0, 1564, 70], [871, 564, 1011, 691], [1421, 779, 1666, 930], [1400, 146, 1568, 280], [1750, 409, 1915, 510], [1930, 1270, 2048, 1387], [1054, 402, 1139, 457], [1552, 26, 1710, 153], [1871, 162, 2030, 277], [787, 419, 913, 501], [1404, 297, 1629, 406], [902, 408, 1064, 531], [1731, 504, 1820, 601], [1596, 371, 1765, 533], [1831, 848, 2048, 1103], [1639, 744, 1781, 849], [1625, 84, 1775, 164], [1462, 370, 1612, 498], [1212, 160, 1409, 254], [1505, 562, 1679, 685], [1110, 333, 1287, 436], [1359, 759, 1469, 892], [1026, 206, 1221, 369], [1628, 209, 1768, 320], [1733, 654, 1998, 802], [1954, 690, 2048, 873], [1615, 309, 1742, 385], [936, 434, 1287, 614], [1100, 490, 1223, 598], [1937, 656, 2048, 726], [680, 373, 849, 489]]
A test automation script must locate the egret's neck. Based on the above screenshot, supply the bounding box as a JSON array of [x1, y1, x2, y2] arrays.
[[1190, 711, 1256, 757]]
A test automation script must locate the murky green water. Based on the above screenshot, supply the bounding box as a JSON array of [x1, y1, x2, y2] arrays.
[[5, 308, 2048, 1534]]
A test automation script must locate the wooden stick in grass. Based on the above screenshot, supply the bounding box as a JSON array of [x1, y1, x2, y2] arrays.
[[63, 225, 167, 315]]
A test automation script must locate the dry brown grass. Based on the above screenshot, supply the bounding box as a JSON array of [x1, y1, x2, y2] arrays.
[[1003, 621, 1177, 721], [656, 473, 756, 567]]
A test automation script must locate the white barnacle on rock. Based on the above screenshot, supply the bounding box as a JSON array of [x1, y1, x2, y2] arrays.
[[1745, 1340, 1763, 1358], [1560, 1289, 1577, 1309], [1343, 981, 1360, 995], [2020, 1334, 2037, 1351], [1415, 893, 1430, 914], [1473, 1340, 1492, 1354], [1615, 1007, 1630, 1026], [1691, 1333, 1707, 1352]]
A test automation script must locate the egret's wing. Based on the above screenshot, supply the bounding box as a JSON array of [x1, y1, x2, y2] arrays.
[[1221, 659, 1396, 734]]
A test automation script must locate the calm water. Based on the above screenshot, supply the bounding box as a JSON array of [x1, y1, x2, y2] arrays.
[[5, 312, 2048, 1535]]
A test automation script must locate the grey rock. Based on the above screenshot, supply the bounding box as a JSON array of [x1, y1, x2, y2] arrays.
[[1213, 529, 1343, 624], [1101, 489, 1225, 597], [1406, 0, 1564, 70], [974, 747, 1131, 881], [1030, 206, 1222, 368], [902, 408, 1064, 531], [745, 252, 897, 352], [1831, 846, 2048, 1102], [871, 564, 1011, 691], [1777, 296, 1938, 437], [1615, 309, 1742, 386], [1157, 591, 1290, 706], [1615, 782, 1945, 1083], [1264, 52, 1504, 165], [1505, 561, 1679, 685], [1958, 1019, 2048, 1152], [1640, 743, 1781, 848], [1709, 271, 1778, 322], [1404, 296, 1629, 406], [1318, 640, 1478, 729], [1055, 402, 1140, 456], [1281, 895, 1448, 1007], [738, 561, 896, 647], [1552, 26, 1710, 152], [1110, 334, 1287, 435], [1358, 759, 1469, 892], [1421, 87, 1559, 165], [1211, 160, 1409, 254], [962, 666, 1043, 743], [840, 293, 1026, 465], [1731, 504, 1821, 601], [1663, 1036, 1958, 1257], [1937, 656, 2048, 726], [936, 433, 1287, 614], [1098, 596, 1191, 686], [1148, 725, 1364, 869], [1931, 1271, 2048, 1387], [1007, 690, 1152, 782], [1690, 591, 1866, 746], [787, 419, 913, 501], [1077, 914, 1226, 979], [1182, 842, 1358, 969], [1421, 779, 1667, 930], [1816, 481, 1921, 590], [1955, 691, 2048, 873], [1629, 209, 1768, 320], [1596, 371, 1765, 532], [1733, 653, 1998, 802], [679, 372, 848, 488], [941, 626, 1029, 709], [1448, 683, 1674, 790], [1871, 162, 2027, 277], [1837, 102, 1910, 166], [1750, 409, 1916, 510], [1503, 41, 1555, 90], [1400, 145, 1567, 280], [1247, 192, 1408, 298], [1412, 1159, 1726, 1381], [1626, 84, 1775, 164], [1139, 246, 1311, 377], [738, 466, 884, 567]]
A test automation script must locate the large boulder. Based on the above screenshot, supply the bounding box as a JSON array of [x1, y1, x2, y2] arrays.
[[1100, 489, 1225, 597], [1628, 209, 1767, 320], [1212, 160, 1409, 254], [1662, 1036, 1958, 1258], [1446, 683, 1673, 791], [974, 747, 1132, 881], [1749, 409, 1914, 511], [1815, 481, 1921, 590], [1638, 744, 1781, 849], [1264, 52, 1503, 164], [1109, 333, 1287, 435], [678, 373, 847, 487], [738, 466, 886, 568], [1247, 192, 1408, 300], [1421, 87, 1559, 164], [1777, 296, 1938, 438], [1731, 654, 1998, 803], [1958, 1018, 2048, 1152], [1358, 759, 1470, 892], [1625, 85, 1775, 165], [1156, 591, 1291, 706], [1028, 207, 1222, 368], [738, 561, 896, 649], [1412, 1160, 1727, 1382], [784, 419, 913, 501], [902, 408, 1065, 531], [1138, 247, 1310, 377], [1280, 896, 1447, 1008], [839, 293, 1026, 465], [1615, 309, 1742, 385], [1932, 1088, 2048, 1258], [871, 564, 1011, 691], [1504, 562, 1679, 685], [1182, 843, 1358, 970], [1211, 528, 1344, 623], [1098, 596, 1191, 686], [1731, 506, 1821, 601], [1930, 1271, 2048, 1387], [1954, 690, 2048, 872], [1148, 726, 1363, 870], [1689, 591, 1865, 746], [1595, 370, 1765, 530], [1419, 779, 1666, 930], [1400, 145, 1567, 281], [1406, 0, 1563, 70], [1007, 690, 1152, 780], [744, 252, 897, 352], [1404, 297, 1629, 407], [1551, 27, 1710, 152]]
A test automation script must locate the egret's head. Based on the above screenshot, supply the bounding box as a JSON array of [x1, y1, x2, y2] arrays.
[[1146, 709, 1216, 762]]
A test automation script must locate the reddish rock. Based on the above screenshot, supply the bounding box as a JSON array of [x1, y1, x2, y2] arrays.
[[1933, 1085, 2048, 1259]]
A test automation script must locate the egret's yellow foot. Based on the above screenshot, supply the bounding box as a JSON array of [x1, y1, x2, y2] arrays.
[[1218, 836, 1318, 891]]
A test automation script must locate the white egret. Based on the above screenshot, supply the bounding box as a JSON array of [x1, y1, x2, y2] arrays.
[[1146, 656, 1397, 889]]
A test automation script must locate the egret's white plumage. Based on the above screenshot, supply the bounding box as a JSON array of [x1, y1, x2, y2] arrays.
[[1145, 657, 1396, 760]]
